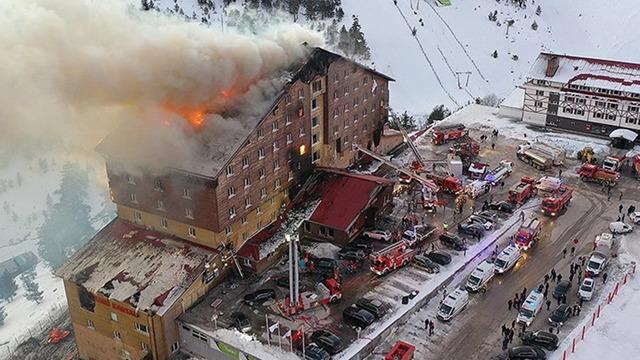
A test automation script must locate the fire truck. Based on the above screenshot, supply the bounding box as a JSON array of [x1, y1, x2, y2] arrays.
[[541, 186, 573, 217], [369, 241, 417, 276], [602, 155, 625, 172], [484, 160, 513, 185], [279, 278, 342, 316], [508, 176, 537, 204], [468, 161, 489, 179], [515, 218, 542, 250], [431, 123, 468, 145], [578, 164, 620, 186], [449, 138, 480, 160]]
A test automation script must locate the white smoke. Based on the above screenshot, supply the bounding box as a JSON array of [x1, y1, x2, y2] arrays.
[[0, 0, 323, 160]]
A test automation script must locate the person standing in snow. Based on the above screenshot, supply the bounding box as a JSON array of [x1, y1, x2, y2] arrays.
[[603, 272, 608, 283], [508, 299, 513, 311]]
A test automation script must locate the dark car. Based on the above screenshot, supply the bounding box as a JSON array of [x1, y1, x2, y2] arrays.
[[520, 331, 559, 350], [549, 304, 572, 327], [356, 298, 387, 319], [310, 329, 343, 355], [338, 248, 366, 261], [426, 250, 452, 265], [440, 232, 467, 251], [552, 280, 572, 299], [231, 312, 251, 333], [508, 345, 546, 359], [347, 238, 374, 254], [304, 344, 330, 360], [490, 201, 515, 214], [413, 254, 441, 273], [457, 222, 485, 237], [314, 258, 339, 276], [474, 210, 498, 222], [343, 304, 375, 329], [243, 288, 276, 306]]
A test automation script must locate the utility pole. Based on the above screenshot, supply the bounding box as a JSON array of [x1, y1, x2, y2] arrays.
[[455, 71, 472, 89]]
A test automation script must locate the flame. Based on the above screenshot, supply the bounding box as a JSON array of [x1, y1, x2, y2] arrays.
[[221, 89, 232, 98], [163, 103, 207, 130]]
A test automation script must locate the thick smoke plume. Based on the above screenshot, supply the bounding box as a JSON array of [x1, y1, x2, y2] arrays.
[[0, 0, 323, 165]]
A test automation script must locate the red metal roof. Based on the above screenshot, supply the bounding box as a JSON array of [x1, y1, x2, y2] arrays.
[[309, 172, 392, 231]]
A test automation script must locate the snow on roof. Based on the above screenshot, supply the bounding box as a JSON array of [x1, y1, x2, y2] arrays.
[[308, 171, 394, 231], [609, 128, 638, 141], [500, 87, 525, 108], [56, 218, 217, 315], [528, 53, 640, 93]]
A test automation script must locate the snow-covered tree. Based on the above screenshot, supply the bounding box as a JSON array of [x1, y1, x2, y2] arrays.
[[21, 270, 43, 304], [428, 105, 451, 122], [349, 16, 371, 60], [0, 273, 17, 302], [531, 21, 538, 30], [0, 306, 6, 326], [491, 50, 498, 58], [536, 5, 542, 16]]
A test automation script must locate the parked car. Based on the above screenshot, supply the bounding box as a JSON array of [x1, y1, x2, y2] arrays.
[[338, 248, 366, 261], [426, 250, 452, 265], [304, 344, 330, 360], [232, 312, 251, 333], [310, 329, 343, 355], [630, 212, 640, 224], [363, 230, 391, 241], [314, 258, 339, 276], [489, 201, 515, 214], [347, 238, 374, 254], [467, 215, 494, 230], [508, 345, 547, 359], [457, 222, 485, 237], [474, 210, 498, 221], [549, 304, 572, 327], [578, 277, 595, 301], [440, 232, 467, 251], [413, 254, 441, 273], [343, 304, 375, 329], [520, 331, 558, 350], [609, 221, 633, 234], [243, 289, 276, 306], [552, 280, 572, 299], [356, 298, 388, 319]]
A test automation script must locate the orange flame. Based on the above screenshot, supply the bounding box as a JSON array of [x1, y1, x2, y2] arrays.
[[163, 104, 207, 130]]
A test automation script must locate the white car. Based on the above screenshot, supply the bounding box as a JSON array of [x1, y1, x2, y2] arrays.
[[630, 212, 640, 224], [578, 278, 595, 301], [467, 215, 493, 230], [363, 230, 391, 241], [609, 221, 633, 234]]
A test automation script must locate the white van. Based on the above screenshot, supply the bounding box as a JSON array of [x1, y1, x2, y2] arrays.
[[494, 244, 522, 274], [465, 261, 496, 292], [594, 232, 614, 249], [537, 176, 562, 192], [465, 180, 491, 199], [437, 287, 469, 321], [516, 290, 544, 326]]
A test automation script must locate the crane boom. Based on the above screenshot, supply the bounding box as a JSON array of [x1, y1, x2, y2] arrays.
[[392, 118, 428, 166]]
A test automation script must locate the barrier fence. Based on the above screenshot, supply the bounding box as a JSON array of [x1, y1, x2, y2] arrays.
[[559, 262, 636, 360]]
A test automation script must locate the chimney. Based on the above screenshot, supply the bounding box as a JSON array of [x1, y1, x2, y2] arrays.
[[545, 56, 559, 77]]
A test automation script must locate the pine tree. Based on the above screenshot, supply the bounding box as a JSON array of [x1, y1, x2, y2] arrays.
[[337, 25, 351, 56], [38, 163, 95, 269], [141, 0, 150, 11], [428, 105, 451, 122], [326, 20, 339, 46], [0, 273, 18, 302], [531, 21, 538, 30], [0, 306, 6, 326], [536, 5, 542, 16], [21, 270, 44, 304], [348, 16, 371, 60]]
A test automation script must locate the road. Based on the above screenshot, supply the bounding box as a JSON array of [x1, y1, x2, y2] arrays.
[[368, 130, 640, 359]]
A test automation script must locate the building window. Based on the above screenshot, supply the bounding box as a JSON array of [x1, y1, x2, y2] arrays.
[[183, 188, 191, 199], [285, 94, 292, 104], [135, 323, 149, 334], [126, 174, 136, 185], [153, 178, 163, 192], [312, 116, 319, 128], [256, 206, 262, 215], [160, 218, 168, 229], [299, 144, 306, 155], [244, 177, 251, 188], [244, 197, 252, 208], [534, 101, 543, 108], [626, 117, 638, 124], [260, 188, 267, 198], [133, 211, 142, 221], [241, 216, 248, 225], [298, 89, 304, 98], [595, 101, 606, 107], [114, 330, 122, 340], [188, 227, 196, 237], [141, 343, 149, 352], [275, 179, 281, 189], [334, 108, 339, 118], [288, 170, 294, 181], [575, 109, 585, 116], [344, 119, 350, 129], [629, 106, 639, 113], [298, 107, 304, 118], [273, 140, 279, 151], [285, 114, 292, 125], [299, 126, 306, 137], [272, 121, 279, 132], [229, 207, 237, 219], [311, 98, 318, 110], [344, 104, 349, 113], [273, 159, 280, 170], [225, 225, 232, 235], [258, 148, 265, 159], [594, 112, 604, 119], [606, 114, 617, 121], [259, 167, 266, 179], [535, 90, 544, 96], [286, 133, 293, 144], [608, 103, 619, 109], [87, 319, 95, 329], [111, 312, 118, 322], [312, 151, 320, 163], [334, 91, 339, 99], [130, 193, 137, 203], [157, 200, 165, 211], [312, 80, 322, 93], [312, 133, 319, 145], [227, 186, 236, 198], [257, 128, 264, 139], [242, 156, 249, 168], [185, 207, 194, 219]]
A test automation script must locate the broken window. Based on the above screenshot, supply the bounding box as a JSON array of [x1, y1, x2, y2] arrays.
[[78, 286, 95, 312], [312, 80, 322, 93]]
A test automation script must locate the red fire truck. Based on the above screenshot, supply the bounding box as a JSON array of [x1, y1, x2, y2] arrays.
[[578, 164, 620, 186], [369, 241, 417, 276], [385, 341, 416, 360], [541, 186, 573, 217], [515, 218, 542, 250], [449, 138, 480, 159], [635, 155, 640, 179], [278, 277, 342, 316], [508, 176, 537, 204], [431, 123, 468, 145]]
